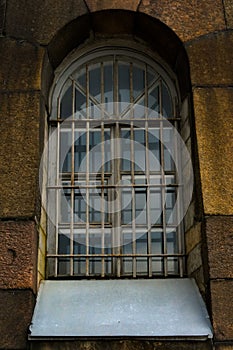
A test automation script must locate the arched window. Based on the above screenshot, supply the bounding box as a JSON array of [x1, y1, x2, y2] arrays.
[[46, 46, 191, 278]]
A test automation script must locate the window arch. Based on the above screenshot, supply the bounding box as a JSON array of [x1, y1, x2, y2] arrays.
[[46, 45, 191, 279]]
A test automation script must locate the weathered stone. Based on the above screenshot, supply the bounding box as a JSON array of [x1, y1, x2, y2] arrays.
[[0, 289, 35, 349], [30, 339, 213, 350], [211, 280, 233, 340], [139, 0, 225, 42], [186, 31, 233, 86], [224, 0, 233, 28], [86, 0, 140, 11], [5, 0, 88, 45], [193, 88, 233, 215], [0, 221, 37, 292], [0, 37, 44, 91], [185, 222, 202, 254], [187, 242, 203, 274], [215, 345, 233, 350], [206, 216, 233, 279], [0, 92, 41, 218]]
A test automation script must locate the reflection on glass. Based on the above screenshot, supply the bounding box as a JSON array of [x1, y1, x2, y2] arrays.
[[74, 188, 86, 222], [74, 233, 86, 275], [60, 84, 72, 119], [118, 63, 130, 113]]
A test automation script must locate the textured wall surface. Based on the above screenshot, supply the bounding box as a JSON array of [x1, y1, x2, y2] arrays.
[[0, 0, 232, 349]]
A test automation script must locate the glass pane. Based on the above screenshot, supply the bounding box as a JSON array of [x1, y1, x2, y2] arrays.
[[163, 128, 175, 171], [89, 187, 102, 223], [60, 84, 72, 119], [58, 232, 70, 275], [76, 68, 86, 89], [134, 129, 145, 171], [148, 128, 160, 171], [148, 85, 160, 117], [135, 187, 147, 225], [104, 130, 111, 172], [75, 89, 86, 119], [89, 64, 101, 102], [74, 232, 86, 275], [60, 130, 72, 172], [89, 131, 101, 172], [118, 63, 130, 113], [150, 188, 162, 225], [74, 188, 86, 222], [104, 62, 113, 114], [151, 230, 163, 274], [60, 185, 71, 223], [162, 82, 173, 118], [166, 187, 176, 224], [136, 232, 147, 274], [74, 131, 86, 172], [121, 129, 131, 171], [122, 188, 132, 224], [133, 65, 144, 100], [122, 231, 132, 274]]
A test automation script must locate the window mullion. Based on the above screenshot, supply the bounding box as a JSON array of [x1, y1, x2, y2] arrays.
[[85, 64, 90, 277]]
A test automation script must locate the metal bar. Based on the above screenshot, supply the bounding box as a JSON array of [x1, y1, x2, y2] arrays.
[[100, 61, 105, 277], [48, 183, 181, 189], [85, 64, 90, 276], [70, 80, 75, 276], [159, 78, 168, 277], [48, 253, 185, 258]]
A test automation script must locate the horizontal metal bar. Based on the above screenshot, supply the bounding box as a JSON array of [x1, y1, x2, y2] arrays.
[[47, 253, 185, 258], [47, 183, 181, 189]]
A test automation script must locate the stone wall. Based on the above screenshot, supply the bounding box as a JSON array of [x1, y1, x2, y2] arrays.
[[0, 1, 232, 349]]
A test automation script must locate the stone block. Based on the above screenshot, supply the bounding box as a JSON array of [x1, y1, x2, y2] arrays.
[[0, 289, 35, 349], [5, 0, 88, 45], [210, 280, 233, 340], [186, 31, 233, 86], [187, 242, 203, 275], [206, 216, 233, 279], [0, 92, 41, 218], [224, 0, 233, 28], [86, 0, 140, 11], [193, 88, 233, 215], [139, 0, 225, 42], [0, 221, 37, 292], [185, 222, 202, 254], [215, 345, 233, 350], [0, 37, 44, 91], [30, 340, 212, 350]]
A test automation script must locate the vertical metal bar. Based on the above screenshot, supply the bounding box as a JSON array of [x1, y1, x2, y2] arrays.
[[55, 120, 60, 277], [159, 78, 168, 277], [70, 80, 75, 276], [130, 124, 136, 277], [115, 122, 121, 277], [85, 64, 90, 276], [100, 62, 105, 277], [144, 64, 152, 277]]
